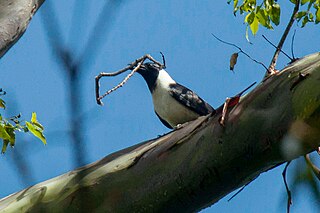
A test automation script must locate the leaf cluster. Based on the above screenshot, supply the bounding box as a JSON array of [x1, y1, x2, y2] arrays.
[[0, 89, 46, 153], [295, 0, 320, 27], [229, 0, 320, 37]]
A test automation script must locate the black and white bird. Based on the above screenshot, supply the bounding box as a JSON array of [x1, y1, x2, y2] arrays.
[[137, 63, 215, 129]]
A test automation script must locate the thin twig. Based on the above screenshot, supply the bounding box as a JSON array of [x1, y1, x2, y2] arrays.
[[267, 0, 300, 75], [211, 33, 268, 71], [160, 52, 166, 68], [262, 35, 293, 61], [95, 54, 163, 105], [282, 161, 292, 213], [291, 29, 297, 60]]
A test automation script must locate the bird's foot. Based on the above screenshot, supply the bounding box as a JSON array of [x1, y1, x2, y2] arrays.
[[173, 123, 187, 130]]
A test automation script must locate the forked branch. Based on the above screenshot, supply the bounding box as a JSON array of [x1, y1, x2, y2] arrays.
[[267, 0, 300, 75]]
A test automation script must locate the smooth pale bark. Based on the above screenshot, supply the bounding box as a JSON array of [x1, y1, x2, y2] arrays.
[[0, 0, 44, 58], [0, 52, 320, 212]]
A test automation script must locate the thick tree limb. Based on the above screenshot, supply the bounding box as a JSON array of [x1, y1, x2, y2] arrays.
[[1, 52, 320, 212], [0, 0, 45, 58]]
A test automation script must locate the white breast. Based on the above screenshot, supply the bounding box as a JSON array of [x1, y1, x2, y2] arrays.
[[152, 70, 199, 127]]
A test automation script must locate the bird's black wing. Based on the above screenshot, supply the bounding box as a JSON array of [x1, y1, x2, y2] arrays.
[[169, 83, 215, 116]]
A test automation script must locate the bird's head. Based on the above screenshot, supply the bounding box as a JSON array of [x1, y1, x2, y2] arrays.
[[137, 63, 163, 92]]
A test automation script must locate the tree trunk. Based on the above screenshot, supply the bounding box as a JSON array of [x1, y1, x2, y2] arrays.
[[0, 52, 320, 212], [0, 0, 44, 58]]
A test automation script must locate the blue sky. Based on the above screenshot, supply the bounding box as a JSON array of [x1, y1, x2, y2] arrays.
[[0, 0, 319, 212]]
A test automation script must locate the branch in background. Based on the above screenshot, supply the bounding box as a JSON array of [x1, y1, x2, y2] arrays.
[[75, 0, 123, 70], [40, 1, 86, 170], [267, 0, 300, 75], [211, 33, 268, 71], [0, 0, 45, 58], [95, 54, 164, 105], [40, 2, 123, 212]]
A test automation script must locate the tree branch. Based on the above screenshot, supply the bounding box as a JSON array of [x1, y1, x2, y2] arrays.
[[0, 52, 319, 212]]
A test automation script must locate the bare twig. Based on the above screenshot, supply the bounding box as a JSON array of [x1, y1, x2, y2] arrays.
[[305, 154, 320, 181], [211, 33, 268, 71], [262, 35, 293, 61], [267, 0, 300, 75], [95, 54, 163, 105], [282, 161, 292, 213], [291, 29, 297, 61], [160, 52, 166, 68]]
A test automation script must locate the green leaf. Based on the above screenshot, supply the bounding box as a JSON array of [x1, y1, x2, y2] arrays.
[[302, 15, 309, 27], [245, 26, 250, 42], [249, 15, 259, 35], [233, 0, 238, 8], [1, 140, 9, 154], [4, 124, 16, 146], [26, 112, 46, 145], [0, 99, 5, 109], [0, 124, 11, 140], [30, 112, 44, 130], [290, 0, 297, 4], [301, 0, 310, 5], [296, 11, 308, 20], [26, 121, 46, 145], [307, 0, 316, 10], [256, 8, 272, 28], [270, 3, 280, 25], [309, 12, 314, 21], [245, 11, 255, 24], [316, 8, 320, 23]]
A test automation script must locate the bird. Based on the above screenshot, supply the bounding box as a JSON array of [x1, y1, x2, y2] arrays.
[[136, 62, 215, 129]]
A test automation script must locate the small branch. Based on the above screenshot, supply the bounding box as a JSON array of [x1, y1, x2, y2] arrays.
[[267, 0, 300, 75], [160, 52, 166, 68], [95, 54, 163, 105], [211, 33, 268, 71], [291, 30, 297, 61], [282, 161, 292, 213]]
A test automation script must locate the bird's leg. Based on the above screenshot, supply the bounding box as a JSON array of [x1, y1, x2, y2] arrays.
[[220, 97, 231, 126]]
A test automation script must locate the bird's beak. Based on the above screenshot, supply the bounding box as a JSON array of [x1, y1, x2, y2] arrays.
[[136, 64, 147, 74]]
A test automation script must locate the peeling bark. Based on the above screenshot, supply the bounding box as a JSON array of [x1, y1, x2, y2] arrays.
[[0, 52, 320, 212], [0, 0, 45, 58]]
